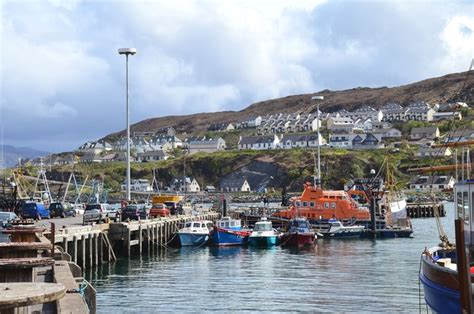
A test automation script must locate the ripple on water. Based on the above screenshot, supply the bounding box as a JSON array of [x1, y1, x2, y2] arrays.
[[91, 204, 455, 312]]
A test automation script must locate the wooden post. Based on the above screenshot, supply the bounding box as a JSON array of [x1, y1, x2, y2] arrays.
[[94, 233, 98, 266], [62, 236, 68, 255], [73, 235, 78, 263], [98, 233, 104, 263], [88, 233, 93, 268], [138, 225, 143, 255], [50, 223, 55, 259], [455, 219, 472, 313], [81, 235, 86, 271], [147, 226, 151, 255], [124, 229, 130, 257]]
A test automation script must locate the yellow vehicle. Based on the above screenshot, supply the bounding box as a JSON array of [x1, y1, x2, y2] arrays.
[[152, 195, 182, 205]]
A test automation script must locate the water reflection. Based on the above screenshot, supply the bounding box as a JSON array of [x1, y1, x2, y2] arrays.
[[90, 204, 456, 312]]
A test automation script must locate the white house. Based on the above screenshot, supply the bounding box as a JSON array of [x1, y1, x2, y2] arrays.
[[188, 137, 226, 154], [79, 152, 102, 163], [381, 103, 408, 122], [405, 102, 436, 122], [237, 116, 262, 129], [136, 150, 169, 162], [329, 133, 383, 149], [327, 117, 354, 132], [238, 135, 280, 150], [410, 127, 440, 140], [220, 177, 251, 192], [443, 129, 474, 143], [121, 179, 153, 192], [415, 147, 452, 158], [77, 140, 113, 154], [280, 134, 326, 149], [432, 112, 462, 121], [171, 177, 201, 193], [409, 175, 456, 192]]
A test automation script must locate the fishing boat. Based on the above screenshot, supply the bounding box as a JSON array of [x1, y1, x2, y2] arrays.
[[420, 179, 474, 313], [211, 217, 251, 246], [319, 218, 364, 238], [249, 217, 279, 247], [178, 220, 213, 247], [280, 217, 316, 247]]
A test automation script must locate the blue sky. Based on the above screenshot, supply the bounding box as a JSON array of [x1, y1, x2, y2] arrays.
[[1, 0, 473, 152]]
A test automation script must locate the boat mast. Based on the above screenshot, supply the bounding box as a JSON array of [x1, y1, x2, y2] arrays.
[[311, 95, 324, 187]]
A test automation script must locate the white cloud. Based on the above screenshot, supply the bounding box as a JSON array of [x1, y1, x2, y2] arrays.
[[1, 0, 473, 152], [439, 15, 474, 72]]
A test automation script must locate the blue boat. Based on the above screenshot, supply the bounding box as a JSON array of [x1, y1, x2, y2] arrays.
[[420, 180, 474, 312], [249, 218, 279, 247], [178, 220, 213, 247], [211, 217, 250, 246]]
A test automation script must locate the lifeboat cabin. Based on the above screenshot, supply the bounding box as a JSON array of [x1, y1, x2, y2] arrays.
[[273, 183, 371, 221]]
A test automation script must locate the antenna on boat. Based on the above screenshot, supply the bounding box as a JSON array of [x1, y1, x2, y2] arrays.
[[311, 95, 324, 186]]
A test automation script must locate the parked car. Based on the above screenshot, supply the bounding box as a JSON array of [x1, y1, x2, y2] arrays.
[[0, 211, 18, 227], [164, 201, 184, 215], [20, 202, 50, 220], [83, 203, 110, 225], [150, 203, 170, 218], [121, 204, 149, 221], [49, 202, 76, 218], [73, 203, 86, 215]]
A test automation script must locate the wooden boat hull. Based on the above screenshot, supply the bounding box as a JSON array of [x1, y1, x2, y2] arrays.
[[420, 249, 474, 313], [211, 227, 250, 246], [280, 232, 315, 247], [178, 233, 209, 247]]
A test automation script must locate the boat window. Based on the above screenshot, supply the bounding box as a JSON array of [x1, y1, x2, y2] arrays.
[[193, 222, 201, 228], [185, 222, 192, 228], [303, 201, 308, 207], [296, 201, 301, 207], [254, 223, 271, 231], [225, 222, 230, 228], [457, 192, 463, 219], [324, 202, 329, 209], [310, 201, 315, 208], [331, 202, 336, 209], [463, 191, 469, 223]]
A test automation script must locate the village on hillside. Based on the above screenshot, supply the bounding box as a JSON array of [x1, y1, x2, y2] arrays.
[[18, 100, 472, 194]]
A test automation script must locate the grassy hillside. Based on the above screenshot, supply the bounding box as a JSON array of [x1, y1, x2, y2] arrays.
[[45, 145, 453, 197], [104, 70, 473, 140]]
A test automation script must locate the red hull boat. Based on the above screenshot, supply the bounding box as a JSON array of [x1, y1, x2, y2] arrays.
[[280, 217, 316, 247]]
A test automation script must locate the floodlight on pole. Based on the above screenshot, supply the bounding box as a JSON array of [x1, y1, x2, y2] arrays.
[[311, 95, 324, 186], [118, 47, 137, 201]]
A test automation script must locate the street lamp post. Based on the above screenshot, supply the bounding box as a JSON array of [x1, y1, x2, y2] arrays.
[[311, 95, 324, 186], [118, 48, 137, 201]]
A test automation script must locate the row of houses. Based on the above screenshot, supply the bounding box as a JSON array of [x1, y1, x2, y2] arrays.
[[230, 101, 463, 134], [381, 102, 462, 122], [119, 176, 252, 193], [77, 136, 227, 157]]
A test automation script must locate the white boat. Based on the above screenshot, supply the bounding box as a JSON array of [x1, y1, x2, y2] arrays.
[[178, 220, 213, 247], [249, 218, 279, 247], [322, 218, 364, 238]]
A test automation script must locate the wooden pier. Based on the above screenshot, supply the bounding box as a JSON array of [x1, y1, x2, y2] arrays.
[[1, 212, 220, 313], [406, 202, 445, 218], [49, 213, 220, 269]]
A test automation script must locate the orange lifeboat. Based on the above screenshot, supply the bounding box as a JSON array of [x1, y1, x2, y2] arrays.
[[273, 182, 371, 221]]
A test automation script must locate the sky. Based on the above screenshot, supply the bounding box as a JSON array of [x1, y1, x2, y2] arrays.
[[1, 0, 473, 153]]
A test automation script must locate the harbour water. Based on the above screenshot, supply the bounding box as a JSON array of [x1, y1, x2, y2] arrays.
[[89, 203, 455, 313]]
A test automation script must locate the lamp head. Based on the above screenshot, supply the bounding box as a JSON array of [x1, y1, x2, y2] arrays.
[[118, 48, 137, 55]]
